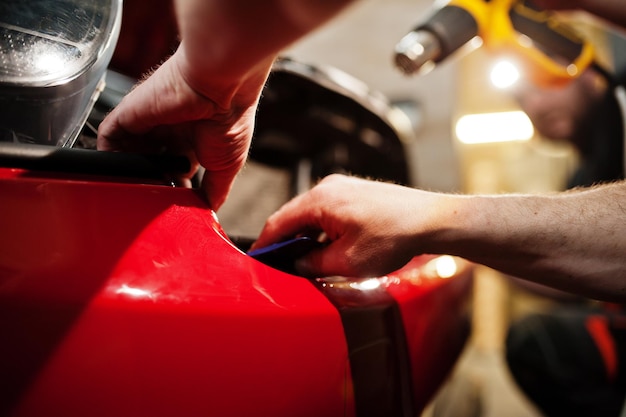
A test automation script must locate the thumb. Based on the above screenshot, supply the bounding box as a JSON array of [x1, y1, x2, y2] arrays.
[[201, 165, 241, 210]]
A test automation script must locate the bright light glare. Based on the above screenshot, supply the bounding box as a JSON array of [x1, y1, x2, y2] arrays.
[[490, 60, 520, 89], [350, 278, 381, 291], [435, 255, 457, 278], [34, 49, 66, 75], [455, 111, 534, 144], [116, 284, 153, 299]]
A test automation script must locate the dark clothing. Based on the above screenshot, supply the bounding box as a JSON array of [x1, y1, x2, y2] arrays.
[[506, 306, 626, 417], [567, 90, 624, 188]]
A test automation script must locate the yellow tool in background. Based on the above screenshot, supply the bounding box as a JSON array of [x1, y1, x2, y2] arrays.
[[394, 0, 596, 86]]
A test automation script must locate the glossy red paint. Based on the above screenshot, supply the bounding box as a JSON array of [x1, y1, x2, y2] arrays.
[[386, 257, 473, 412], [0, 167, 472, 417]]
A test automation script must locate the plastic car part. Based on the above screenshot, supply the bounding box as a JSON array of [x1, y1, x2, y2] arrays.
[[0, 160, 472, 417]]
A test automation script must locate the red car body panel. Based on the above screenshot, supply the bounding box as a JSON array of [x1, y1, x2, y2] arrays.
[[0, 167, 472, 417]]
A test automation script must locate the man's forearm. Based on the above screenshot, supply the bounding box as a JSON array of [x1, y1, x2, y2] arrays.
[[173, 0, 356, 98], [427, 181, 626, 300]]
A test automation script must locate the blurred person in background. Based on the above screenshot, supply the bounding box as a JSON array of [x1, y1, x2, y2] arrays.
[[516, 64, 624, 188]]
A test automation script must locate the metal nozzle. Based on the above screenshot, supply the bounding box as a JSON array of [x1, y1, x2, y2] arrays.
[[394, 30, 442, 76]]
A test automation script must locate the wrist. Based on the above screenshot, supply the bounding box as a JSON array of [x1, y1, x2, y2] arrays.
[[404, 191, 467, 256], [413, 192, 499, 259], [174, 45, 274, 110]]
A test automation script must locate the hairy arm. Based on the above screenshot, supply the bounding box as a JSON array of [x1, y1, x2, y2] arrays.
[[174, 0, 357, 102], [255, 175, 626, 301], [427, 181, 626, 301]]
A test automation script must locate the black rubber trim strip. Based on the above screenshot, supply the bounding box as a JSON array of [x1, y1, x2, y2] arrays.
[[312, 279, 416, 417], [0, 142, 190, 181]]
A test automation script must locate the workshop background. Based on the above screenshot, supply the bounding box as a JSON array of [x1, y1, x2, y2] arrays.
[[110, 1, 626, 416]]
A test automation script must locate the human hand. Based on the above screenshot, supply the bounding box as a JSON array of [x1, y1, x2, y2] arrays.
[[253, 174, 440, 278], [97, 48, 269, 210], [98, 0, 362, 209]]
